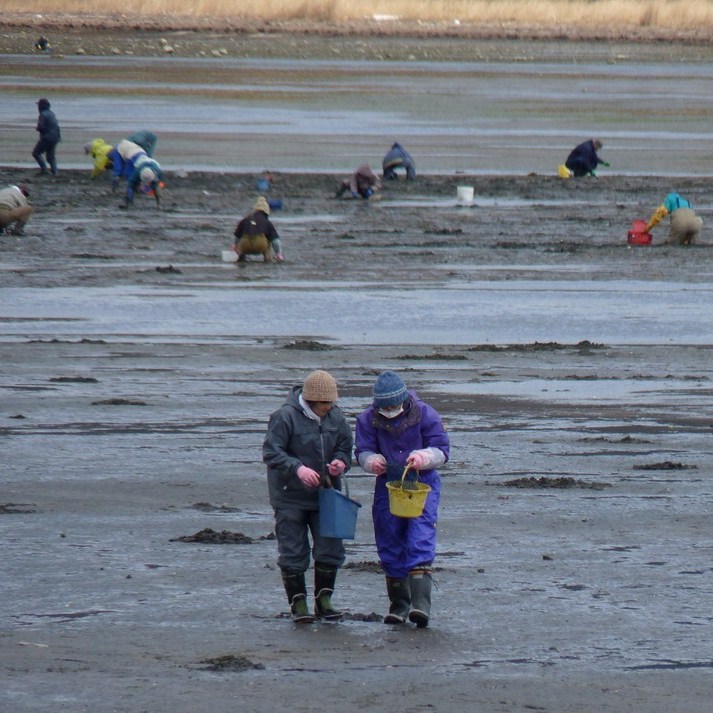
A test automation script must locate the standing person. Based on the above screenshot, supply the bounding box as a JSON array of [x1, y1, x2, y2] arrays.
[[645, 192, 703, 245], [0, 185, 33, 236], [382, 142, 416, 181], [233, 196, 284, 262], [355, 371, 450, 628], [564, 138, 609, 177], [336, 164, 381, 199], [262, 370, 353, 623], [32, 98, 61, 176]]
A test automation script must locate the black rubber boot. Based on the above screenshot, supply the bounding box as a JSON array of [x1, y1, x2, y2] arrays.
[[384, 577, 411, 624], [314, 564, 343, 621], [408, 569, 432, 628], [281, 571, 315, 624]]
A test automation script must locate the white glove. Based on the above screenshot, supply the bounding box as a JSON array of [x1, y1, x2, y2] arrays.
[[365, 454, 387, 476]]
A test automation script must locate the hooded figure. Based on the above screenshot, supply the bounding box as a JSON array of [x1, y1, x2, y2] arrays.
[[645, 192, 703, 245], [565, 139, 609, 177], [127, 130, 158, 157], [84, 138, 114, 178], [336, 164, 381, 199], [355, 371, 450, 628], [233, 196, 284, 262], [382, 142, 416, 181], [262, 370, 353, 622], [32, 98, 61, 176]]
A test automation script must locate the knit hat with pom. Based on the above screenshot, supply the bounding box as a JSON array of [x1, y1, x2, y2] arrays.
[[372, 371, 408, 408], [302, 370, 338, 402]]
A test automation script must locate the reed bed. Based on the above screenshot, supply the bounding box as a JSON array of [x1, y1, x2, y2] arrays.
[[7, 0, 713, 32]]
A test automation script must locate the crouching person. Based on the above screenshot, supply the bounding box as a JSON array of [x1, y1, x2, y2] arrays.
[[0, 184, 34, 236], [263, 370, 353, 623], [233, 196, 284, 262]]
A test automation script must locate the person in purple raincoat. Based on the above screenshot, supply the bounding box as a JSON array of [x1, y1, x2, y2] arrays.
[[355, 371, 449, 628]]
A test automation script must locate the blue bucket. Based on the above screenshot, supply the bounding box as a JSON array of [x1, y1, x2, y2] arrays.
[[319, 481, 361, 540]]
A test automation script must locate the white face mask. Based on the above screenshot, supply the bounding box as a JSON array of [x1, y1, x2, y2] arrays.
[[378, 404, 404, 419]]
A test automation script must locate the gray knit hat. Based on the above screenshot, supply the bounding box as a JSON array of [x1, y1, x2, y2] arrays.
[[302, 370, 338, 402], [373, 371, 408, 408]]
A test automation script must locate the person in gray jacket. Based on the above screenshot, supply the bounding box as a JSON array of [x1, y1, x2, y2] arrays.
[[262, 369, 353, 623]]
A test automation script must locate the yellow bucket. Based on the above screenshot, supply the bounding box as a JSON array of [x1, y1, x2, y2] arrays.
[[386, 465, 431, 518], [557, 164, 572, 179]]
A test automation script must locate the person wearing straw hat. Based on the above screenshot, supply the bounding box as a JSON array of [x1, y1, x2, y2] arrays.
[[263, 370, 353, 623], [644, 191, 703, 245], [233, 196, 284, 262], [0, 184, 33, 236], [355, 371, 450, 628]]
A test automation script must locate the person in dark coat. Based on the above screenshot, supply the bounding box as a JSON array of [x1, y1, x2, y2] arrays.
[[233, 196, 284, 262], [565, 138, 609, 177], [382, 142, 416, 180], [262, 370, 353, 623], [32, 98, 61, 176]]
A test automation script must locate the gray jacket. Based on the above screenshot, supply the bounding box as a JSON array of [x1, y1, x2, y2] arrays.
[[262, 386, 353, 510]]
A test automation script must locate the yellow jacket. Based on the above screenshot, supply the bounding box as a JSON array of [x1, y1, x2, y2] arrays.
[[88, 138, 114, 178]]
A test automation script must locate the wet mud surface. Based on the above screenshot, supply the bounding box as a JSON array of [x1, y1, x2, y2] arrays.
[[2, 21, 713, 712], [2, 165, 712, 713]]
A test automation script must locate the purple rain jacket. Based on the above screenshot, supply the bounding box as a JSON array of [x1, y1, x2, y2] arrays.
[[355, 392, 450, 578]]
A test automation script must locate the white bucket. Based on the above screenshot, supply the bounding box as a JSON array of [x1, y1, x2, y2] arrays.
[[221, 249, 237, 263], [456, 185, 474, 205]]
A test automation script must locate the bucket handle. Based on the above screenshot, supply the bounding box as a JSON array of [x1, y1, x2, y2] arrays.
[[321, 469, 351, 500], [400, 464, 417, 484]]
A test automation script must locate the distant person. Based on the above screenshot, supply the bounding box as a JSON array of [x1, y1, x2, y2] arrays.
[[84, 138, 115, 179], [127, 130, 158, 157], [233, 196, 284, 262], [32, 98, 61, 176], [564, 138, 609, 177], [262, 370, 353, 623], [336, 164, 381, 200], [382, 142, 416, 181], [355, 371, 450, 628], [0, 185, 33, 236], [34, 35, 51, 52], [645, 192, 703, 245], [109, 139, 163, 207]]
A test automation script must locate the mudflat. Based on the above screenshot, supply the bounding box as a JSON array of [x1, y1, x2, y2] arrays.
[[2, 17, 713, 713]]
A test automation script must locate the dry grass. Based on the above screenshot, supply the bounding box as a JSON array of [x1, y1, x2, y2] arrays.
[[7, 0, 713, 32]]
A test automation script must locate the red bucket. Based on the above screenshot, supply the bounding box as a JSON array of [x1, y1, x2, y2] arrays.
[[627, 219, 652, 245]]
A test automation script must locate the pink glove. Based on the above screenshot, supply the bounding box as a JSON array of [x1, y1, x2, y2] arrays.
[[327, 459, 346, 477], [296, 465, 320, 487], [407, 450, 430, 470], [365, 455, 386, 476]]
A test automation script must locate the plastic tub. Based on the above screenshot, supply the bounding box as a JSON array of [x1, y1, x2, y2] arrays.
[[221, 249, 237, 262], [456, 185, 474, 205]]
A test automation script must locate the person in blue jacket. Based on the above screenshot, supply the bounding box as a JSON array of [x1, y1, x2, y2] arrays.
[[109, 139, 163, 207], [382, 142, 416, 181], [355, 371, 450, 628], [565, 138, 609, 177]]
